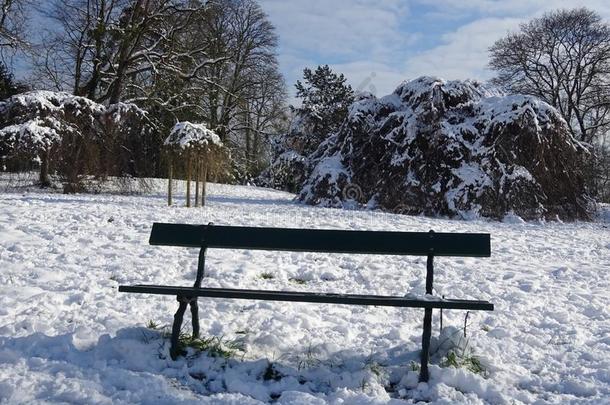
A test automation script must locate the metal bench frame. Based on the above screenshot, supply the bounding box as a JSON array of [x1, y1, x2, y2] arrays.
[[119, 223, 494, 382]]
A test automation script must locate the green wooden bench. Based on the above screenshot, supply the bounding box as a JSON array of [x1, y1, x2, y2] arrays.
[[119, 223, 494, 382]]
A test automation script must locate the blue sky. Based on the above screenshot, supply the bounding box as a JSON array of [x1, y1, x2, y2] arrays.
[[259, 0, 610, 100]]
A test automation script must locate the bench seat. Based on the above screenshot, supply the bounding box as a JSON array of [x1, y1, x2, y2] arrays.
[[120, 285, 494, 311]]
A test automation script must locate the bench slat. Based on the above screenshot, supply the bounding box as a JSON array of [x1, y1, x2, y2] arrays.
[[119, 285, 494, 311], [149, 223, 491, 257]]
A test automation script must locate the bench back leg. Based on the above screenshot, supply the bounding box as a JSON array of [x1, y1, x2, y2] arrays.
[[191, 247, 206, 338], [419, 247, 435, 382], [190, 300, 200, 338]]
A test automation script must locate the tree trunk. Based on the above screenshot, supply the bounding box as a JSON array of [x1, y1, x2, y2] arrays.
[[186, 150, 191, 208], [194, 153, 200, 207], [245, 125, 251, 174], [39, 149, 51, 188], [167, 152, 173, 206]]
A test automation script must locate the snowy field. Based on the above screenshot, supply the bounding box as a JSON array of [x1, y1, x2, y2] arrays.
[[0, 181, 608, 404]]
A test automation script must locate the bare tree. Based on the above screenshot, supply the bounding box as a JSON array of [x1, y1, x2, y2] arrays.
[[489, 8, 610, 144], [28, 0, 287, 182], [237, 65, 286, 175], [31, 0, 127, 93], [188, 0, 285, 179], [35, 0, 225, 104], [0, 0, 30, 59], [197, 0, 281, 139]]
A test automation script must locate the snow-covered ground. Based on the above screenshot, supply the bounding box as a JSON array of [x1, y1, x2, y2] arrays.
[[0, 182, 608, 404]]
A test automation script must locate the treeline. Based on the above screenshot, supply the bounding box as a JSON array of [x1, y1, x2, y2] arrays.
[[0, 0, 286, 187], [1, 3, 609, 202]]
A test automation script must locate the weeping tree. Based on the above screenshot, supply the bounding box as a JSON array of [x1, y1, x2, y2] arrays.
[[0, 90, 104, 190], [0, 90, 155, 192], [164, 122, 224, 207]]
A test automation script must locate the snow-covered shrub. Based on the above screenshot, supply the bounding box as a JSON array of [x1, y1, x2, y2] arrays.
[[299, 77, 595, 221], [257, 123, 309, 192], [257, 149, 308, 192], [0, 91, 104, 190], [164, 121, 227, 201], [0, 91, 155, 192]]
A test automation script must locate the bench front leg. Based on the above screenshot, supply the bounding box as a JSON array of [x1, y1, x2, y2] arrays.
[[419, 307, 433, 382], [419, 247, 435, 382], [170, 299, 189, 360]]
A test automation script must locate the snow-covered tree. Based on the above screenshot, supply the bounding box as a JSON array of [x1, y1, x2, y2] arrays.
[[164, 121, 224, 207], [299, 77, 595, 221], [293, 65, 354, 156], [259, 65, 353, 192], [0, 91, 103, 188], [165, 122, 222, 151], [34, 0, 286, 183], [0, 90, 154, 191]]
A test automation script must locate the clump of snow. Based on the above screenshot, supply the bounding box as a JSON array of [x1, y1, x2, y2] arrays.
[[0, 118, 62, 151], [165, 122, 222, 149], [0, 90, 104, 116]]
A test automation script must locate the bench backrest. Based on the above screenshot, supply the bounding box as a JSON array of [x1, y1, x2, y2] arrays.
[[149, 223, 490, 257]]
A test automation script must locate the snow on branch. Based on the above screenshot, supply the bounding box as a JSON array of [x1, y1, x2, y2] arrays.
[[0, 90, 154, 156], [165, 121, 223, 150]]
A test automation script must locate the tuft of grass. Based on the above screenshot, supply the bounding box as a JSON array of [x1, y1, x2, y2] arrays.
[[260, 272, 275, 280], [443, 351, 460, 368], [297, 344, 321, 370], [177, 334, 245, 359], [441, 351, 485, 375], [146, 319, 159, 330], [289, 277, 307, 285], [364, 354, 387, 378]]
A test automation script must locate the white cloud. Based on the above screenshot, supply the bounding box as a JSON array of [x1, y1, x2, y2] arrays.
[[401, 17, 523, 81], [418, 0, 610, 18], [330, 61, 407, 97], [399, 0, 610, 83], [260, 0, 413, 60]]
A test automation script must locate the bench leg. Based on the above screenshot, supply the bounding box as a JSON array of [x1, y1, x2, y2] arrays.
[[419, 307, 433, 382], [190, 299, 200, 338], [170, 300, 189, 360], [419, 249, 434, 382]]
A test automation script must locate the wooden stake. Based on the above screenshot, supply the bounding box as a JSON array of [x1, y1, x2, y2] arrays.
[[194, 153, 200, 207], [167, 152, 173, 206], [186, 149, 191, 208], [201, 153, 208, 207]]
